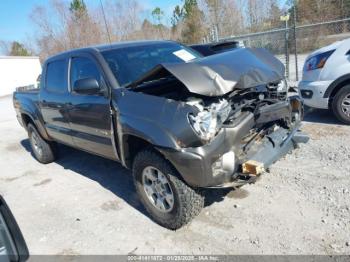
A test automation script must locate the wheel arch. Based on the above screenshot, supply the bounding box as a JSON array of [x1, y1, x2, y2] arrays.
[[121, 134, 188, 183], [20, 110, 51, 140], [324, 74, 350, 107], [21, 113, 35, 129], [122, 134, 163, 169]]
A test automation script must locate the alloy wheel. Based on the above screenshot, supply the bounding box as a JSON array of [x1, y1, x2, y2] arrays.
[[142, 166, 174, 213], [341, 93, 350, 117], [31, 131, 43, 156]]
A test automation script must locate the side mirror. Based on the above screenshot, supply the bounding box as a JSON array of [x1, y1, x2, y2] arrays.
[[0, 196, 29, 262], [73, 78, 100, 95]]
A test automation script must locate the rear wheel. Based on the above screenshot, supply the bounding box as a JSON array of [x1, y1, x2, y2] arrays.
[[28, 123, 56, 164], [332, 85, 350, 125], [132, 149, 204, 230]]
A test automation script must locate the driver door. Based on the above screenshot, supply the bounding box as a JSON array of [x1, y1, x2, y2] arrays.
[[66, 54, 116, 160]]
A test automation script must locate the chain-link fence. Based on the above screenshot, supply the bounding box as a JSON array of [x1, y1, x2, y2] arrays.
[[217, 18, 350, 85]]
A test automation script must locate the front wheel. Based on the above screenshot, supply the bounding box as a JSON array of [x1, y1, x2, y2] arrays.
[[332, 85, 350, 125], [132, 149, 204, 230]]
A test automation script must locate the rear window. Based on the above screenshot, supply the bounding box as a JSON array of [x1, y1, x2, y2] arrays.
[[46, 59, 67, 93], [211, 42, 239, 52], [190, 45, 213, 56]]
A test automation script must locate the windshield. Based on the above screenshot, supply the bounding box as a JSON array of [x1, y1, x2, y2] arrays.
[[101, 42, 202, 87]]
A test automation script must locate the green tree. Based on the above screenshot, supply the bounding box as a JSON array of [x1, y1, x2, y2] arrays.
[[151, 7, 164, 25], [171, 5, 183, 28], [182, 0, 198, 18], [181, 0, 205, 44], [9, 41, 31, 56], [70, 0, 87, 20]]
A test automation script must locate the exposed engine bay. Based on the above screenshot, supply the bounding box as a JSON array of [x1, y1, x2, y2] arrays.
[[185, 80, 293, 142], [127, 47, 297, 144], [130, 74, 298, 143]]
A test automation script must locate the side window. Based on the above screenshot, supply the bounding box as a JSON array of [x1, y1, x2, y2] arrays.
[[70, 57, 101, 92], [46, 59, 67, 93]]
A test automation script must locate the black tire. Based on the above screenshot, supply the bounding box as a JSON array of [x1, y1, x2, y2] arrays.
[[132, 149, 204, 230], [332, 85, 350, 125], [27, 123, 56, 164]]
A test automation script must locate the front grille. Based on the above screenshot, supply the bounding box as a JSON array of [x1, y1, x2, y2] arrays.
[[267, 91, 287, 100]]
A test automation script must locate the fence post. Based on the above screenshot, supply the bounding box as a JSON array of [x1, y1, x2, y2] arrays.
[[286, 23, 290, 80], [281, 14, 290, 80], [293, 2, 299, 81]]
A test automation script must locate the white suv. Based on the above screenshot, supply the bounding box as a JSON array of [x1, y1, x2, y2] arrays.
[[298, 38, 350, 124]]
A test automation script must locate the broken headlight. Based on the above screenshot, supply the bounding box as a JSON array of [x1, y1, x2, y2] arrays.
[[277, 79, 287, 92], [188, 99, 231, 141], [267, 80, 288, 100], [267, 80, 287, 93]]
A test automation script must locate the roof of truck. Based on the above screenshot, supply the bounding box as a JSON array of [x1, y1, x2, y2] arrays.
[[46, 40, 176, 62], [94, 40, 176, 51]]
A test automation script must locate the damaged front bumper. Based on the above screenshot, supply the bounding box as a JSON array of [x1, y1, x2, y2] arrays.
[[159, 98, 309, 188]]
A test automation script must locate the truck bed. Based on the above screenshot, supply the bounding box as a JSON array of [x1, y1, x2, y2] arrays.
[[13, 89, 40, 128], [15, 84, 39, 93]]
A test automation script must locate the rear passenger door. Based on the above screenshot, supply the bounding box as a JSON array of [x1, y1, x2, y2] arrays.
[[40, 58, 74, 145], [66, 55, 116, 160]]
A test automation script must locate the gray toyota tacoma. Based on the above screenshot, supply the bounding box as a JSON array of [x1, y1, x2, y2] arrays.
[[13, 40, 308, 229]]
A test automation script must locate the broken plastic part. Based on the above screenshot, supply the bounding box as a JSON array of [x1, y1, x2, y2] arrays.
[[291, 98, 301, 111], [242, 160, 265, 175], [277, 80, 287, 92]]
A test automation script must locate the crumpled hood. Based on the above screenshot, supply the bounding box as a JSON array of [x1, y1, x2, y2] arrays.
[[131, 48, 285, 97]]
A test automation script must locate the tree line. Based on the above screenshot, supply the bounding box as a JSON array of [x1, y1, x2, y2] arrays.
[[1, 0, 350, 60]]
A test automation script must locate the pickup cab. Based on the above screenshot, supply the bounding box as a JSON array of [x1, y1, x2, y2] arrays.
[[13, 40, 308, 229]]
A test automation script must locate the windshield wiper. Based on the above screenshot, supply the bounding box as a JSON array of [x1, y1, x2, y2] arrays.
[[134, 76, 176, 88]]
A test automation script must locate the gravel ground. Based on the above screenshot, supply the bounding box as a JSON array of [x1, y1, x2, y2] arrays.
[[0, 95, 349, 255]]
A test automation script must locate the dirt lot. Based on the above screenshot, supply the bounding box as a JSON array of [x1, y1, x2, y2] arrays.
[[0, 95, 349, 255]]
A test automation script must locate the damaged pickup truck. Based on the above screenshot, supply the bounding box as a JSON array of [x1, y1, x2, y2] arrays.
[[13, 40, 308, 229]]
